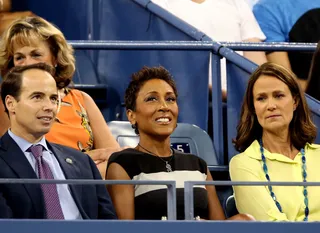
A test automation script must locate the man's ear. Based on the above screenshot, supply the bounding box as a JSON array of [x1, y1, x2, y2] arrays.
[[127, 109, 136, 125], [5, 95, 17, 114]]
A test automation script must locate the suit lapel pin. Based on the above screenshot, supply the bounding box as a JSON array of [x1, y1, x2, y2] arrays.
[[66, 158, 73, 164]]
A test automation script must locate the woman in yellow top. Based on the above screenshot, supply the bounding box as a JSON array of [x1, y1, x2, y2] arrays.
[[0, 16, 121, 178], [230, 62, 320, 221]]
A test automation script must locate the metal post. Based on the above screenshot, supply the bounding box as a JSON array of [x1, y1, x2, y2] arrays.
[[167, 182, 177, 220], [184, 181, 195, 220], [211, 53, 224, 164]]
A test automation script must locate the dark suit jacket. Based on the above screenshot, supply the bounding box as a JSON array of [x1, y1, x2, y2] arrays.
[[0, 132, 117, 219]]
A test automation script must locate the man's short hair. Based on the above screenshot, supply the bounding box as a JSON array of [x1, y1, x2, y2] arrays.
[[1, 63, 56, 114]]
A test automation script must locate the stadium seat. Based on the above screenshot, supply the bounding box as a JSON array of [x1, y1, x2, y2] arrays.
[[107, 121, 220, 167], [225, 194, 238, 218]]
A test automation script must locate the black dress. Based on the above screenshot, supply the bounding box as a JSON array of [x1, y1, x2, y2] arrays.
[[108, 148, 209, 220]]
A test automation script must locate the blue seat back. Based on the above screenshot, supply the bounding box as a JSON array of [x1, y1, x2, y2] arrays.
[[107, 121, 218, 166], [225, 195, 238, 218]]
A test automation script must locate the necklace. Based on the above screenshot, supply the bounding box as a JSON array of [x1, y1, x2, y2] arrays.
[[259, 139, 309, 221], [138, 143, 174, 172]]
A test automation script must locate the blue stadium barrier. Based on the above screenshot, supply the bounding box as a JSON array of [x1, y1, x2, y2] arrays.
[[2, 220, 320, 233], [73, 50, 100, 84], [226, 62, 256, 160], [91, 0, 211, 131], [11, 0, 93, 40], [1, 179, 320, 229], [4, 220, 320, 233]]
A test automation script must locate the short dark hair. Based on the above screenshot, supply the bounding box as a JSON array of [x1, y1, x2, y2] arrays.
[[124, 66, 178, 134], [125, 66, 178, 110], [234, 62, 317, 152], [1, 62, 56, 114]]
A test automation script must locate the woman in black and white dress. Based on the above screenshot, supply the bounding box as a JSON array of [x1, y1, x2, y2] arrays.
[[106, 66, 253, 221]]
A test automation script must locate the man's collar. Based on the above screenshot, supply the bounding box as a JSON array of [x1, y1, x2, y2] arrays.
[[8, 129, 49, 152]]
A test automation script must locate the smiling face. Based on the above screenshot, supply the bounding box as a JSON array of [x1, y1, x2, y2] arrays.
[[127, 78, 178, 139], [253, 75, 297, 134], [6, 68, 58, 142]]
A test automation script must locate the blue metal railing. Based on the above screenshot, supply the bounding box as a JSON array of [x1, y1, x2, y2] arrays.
[[68, 40, 317, 76], [67, 38, 316, 53], [67, 40, 320, 165], [222, 42, 317, 51], [2, 178, 320, 222], [68, 41, 317, 51], [0, 179, 176, 220], [184, 181, 320, 220]]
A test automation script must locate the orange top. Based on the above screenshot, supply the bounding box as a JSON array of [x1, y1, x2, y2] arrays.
[[46, 89, 94, 151]]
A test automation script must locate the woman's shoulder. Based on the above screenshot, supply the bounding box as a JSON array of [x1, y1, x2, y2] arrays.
[[229, 148, 264, 181], [305, 143, 320, 156], [107, 148, 145, 178], [230, 141, 262, 170], [232, 139, 261, 158], [65, 88, 82, 96], [306, 143, 320, 150], [229, 151, 249, 168], [62, 88, 84, 103], [109, 148, 142, 163]]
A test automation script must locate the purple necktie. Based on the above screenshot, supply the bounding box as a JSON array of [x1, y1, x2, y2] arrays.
[[30, 145, 64, 219]]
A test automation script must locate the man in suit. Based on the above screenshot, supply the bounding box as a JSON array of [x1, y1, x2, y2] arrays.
[[0, 63, 117, 219]]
